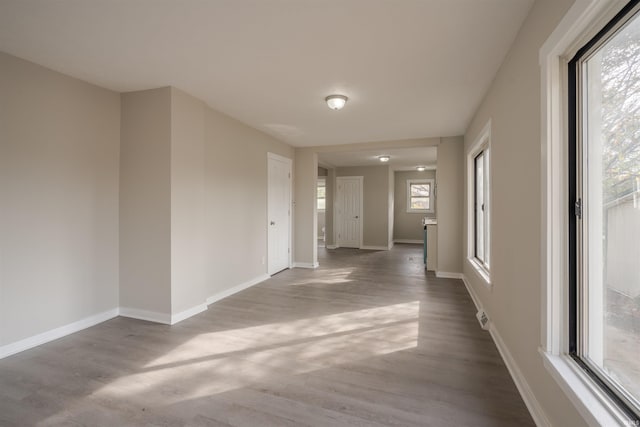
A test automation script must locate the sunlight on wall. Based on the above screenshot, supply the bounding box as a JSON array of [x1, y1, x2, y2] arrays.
[[94, 301, 420, 407]]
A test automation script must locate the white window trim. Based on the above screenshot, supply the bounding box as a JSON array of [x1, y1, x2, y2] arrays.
[[540, 0, 637, 425], [466, 119, 491, 288], [406, 178, 434, 214]]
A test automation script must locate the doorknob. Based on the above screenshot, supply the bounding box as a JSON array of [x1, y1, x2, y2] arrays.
[[354, 216, 359, 219], [270, 221, 276, 225]]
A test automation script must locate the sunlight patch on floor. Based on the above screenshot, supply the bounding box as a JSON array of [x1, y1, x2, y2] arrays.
[[93, 301, 420, 406], [285, 267, 356, 286]]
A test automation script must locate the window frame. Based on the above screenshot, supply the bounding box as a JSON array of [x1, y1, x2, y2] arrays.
[[540, 0, 640, 425], [473, 151, 489, 265], [467, 120, 491, 285], [568, 0, 640, 420], [406, 178, 434, 214], [317, 177, 326, 212]]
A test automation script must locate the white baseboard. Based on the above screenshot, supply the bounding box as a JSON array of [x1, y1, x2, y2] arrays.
[[393, 239, 423, 244], [206, 273, 270, 305], [292, 262, 319, 269], [0, 308, 119, 360], [119, 307, 171, 325], [489, 325, 551, 427], [388, 242, 394, 250], [435, 271, 464, 279], [0, 274, 272, 360], [461, 274, 550, 427], [326, 244, 338, 249], [461, 275, 483, 313], [171, 303, 208, 325], [360, 245, 389, 251]]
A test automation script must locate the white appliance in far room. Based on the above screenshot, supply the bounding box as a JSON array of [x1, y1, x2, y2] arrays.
[[422, 217, 437, 271]]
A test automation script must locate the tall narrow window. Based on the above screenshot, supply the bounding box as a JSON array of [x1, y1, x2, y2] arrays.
[[570, 0, 640, 419], [317, 178, 326, 211], [473, 149, 490, 270], [467, 121, 491, 284]]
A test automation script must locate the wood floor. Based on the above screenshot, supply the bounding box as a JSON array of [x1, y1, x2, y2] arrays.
[[0, 245, 534, 426]]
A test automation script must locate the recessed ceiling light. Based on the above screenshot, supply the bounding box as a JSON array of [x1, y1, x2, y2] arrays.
[[416, 166, 426, 171], [378, 155, 390, 162], [325, 94, 348, 110]]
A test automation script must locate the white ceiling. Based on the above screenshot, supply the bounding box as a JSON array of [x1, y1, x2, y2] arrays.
[[0, 0, 533, 147], [319, 146, 437, 170]]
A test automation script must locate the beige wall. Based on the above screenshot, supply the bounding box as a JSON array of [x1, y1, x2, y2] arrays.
[[205, 103, 294, 290], [293, 148, 318, 265], [336, 165, 391, 248], [394, 170, 436, 241], [462, 0, 584, 425], [0, 52, 120, 345], [170, 88, 207, 315], [121, 86, 295, 319], [120, 88, 172, 316], [436, 137, 464, 274]]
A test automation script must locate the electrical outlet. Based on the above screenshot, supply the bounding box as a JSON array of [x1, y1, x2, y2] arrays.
[[476, 309, 490, 330]]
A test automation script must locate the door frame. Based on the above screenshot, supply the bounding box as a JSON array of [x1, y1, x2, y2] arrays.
[[335, 176, 364, 249], [267, 152, 292, 274]]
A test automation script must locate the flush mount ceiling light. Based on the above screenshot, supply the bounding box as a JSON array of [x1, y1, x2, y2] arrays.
[[416, 166, 426, 171], [325, 94, 348, 110], [378, 155, 391, 162]]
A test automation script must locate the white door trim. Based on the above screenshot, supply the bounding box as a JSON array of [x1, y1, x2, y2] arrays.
[[336, 176, 364, 249], [267, 152, 292, 274]]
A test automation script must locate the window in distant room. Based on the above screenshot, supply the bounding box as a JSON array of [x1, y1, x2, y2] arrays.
[[317, 178, 326, 211], [407, 179, 434, 213]]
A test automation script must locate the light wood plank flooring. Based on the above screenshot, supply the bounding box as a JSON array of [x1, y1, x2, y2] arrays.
[[0, 244, 534, 426]]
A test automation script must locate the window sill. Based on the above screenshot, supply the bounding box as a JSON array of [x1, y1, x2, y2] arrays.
[[466, 257, 491, 289], [540, 350, 633, 427]]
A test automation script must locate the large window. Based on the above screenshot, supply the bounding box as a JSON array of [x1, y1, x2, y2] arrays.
[[467, 122, 491, 281], [570, 0, 640, 419], [406, 179, 434, 213]]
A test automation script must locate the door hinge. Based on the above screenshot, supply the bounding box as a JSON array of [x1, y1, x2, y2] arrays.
[[574, 198, 582, 219], [288, 173, 291, 178]]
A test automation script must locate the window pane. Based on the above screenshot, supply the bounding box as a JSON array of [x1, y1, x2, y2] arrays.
[[584, 9, 640, 408], [317, 186, 325, 198], [317, 199, 325, 210], [411, 197, 429, 210], [484, 150, 490, 267], [475, 153, 485, 262], [411, 184, 430, 197]]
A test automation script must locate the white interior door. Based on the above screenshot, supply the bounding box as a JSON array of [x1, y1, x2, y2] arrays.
[[268, 153, 291, 275], [336, 176, 362, 248]]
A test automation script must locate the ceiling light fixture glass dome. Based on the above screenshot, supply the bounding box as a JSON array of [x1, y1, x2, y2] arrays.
[[378, 155, 391, 162], [325, 94, 348, 110]]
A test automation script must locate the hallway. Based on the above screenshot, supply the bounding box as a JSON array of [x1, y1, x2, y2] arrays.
[[0, 245, 533, 426]]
